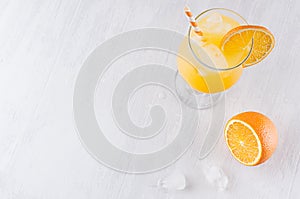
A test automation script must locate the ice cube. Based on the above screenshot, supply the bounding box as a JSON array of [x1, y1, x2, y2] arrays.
[[157, 92, 166, 99], [224, 24, 233, 32], [201, 13, 223, 32], [203, 166, 229, 191], [190, 35, 207, 46], [157, 171, 186, 191], [206, 13, 223, 24], [201, 12, 235, 37], [201, 44, 228, 69]]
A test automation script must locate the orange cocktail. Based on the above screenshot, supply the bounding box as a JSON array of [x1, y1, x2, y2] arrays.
[[178, 8, 252, 94]]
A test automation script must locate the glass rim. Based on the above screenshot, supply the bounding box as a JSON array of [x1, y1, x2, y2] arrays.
[[188, 8, 253, 71]]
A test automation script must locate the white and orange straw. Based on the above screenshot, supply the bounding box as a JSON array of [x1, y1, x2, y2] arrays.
[[184, 6, 203, 36]]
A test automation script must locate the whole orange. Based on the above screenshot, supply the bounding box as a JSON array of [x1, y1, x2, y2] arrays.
[[224, 111, 278, 166]]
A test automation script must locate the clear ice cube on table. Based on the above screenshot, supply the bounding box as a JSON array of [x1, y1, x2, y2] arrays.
[[202, 165, 229, 191], [157, 171, 186, 191]]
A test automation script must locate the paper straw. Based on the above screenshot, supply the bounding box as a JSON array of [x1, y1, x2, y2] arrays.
[[184, 6, 203, 36]]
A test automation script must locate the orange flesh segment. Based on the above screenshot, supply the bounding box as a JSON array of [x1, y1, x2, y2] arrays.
[[244, 30, 274, 66], [226, 121, 262, 165]]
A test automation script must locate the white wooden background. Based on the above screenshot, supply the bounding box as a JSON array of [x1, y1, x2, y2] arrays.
[[0, 0, 300, 198]]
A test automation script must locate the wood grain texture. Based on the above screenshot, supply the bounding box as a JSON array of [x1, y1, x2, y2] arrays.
[[0, 0, 299, 198]]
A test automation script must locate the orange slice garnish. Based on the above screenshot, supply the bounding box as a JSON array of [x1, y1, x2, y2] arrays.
[[221, 25, 275, 67]]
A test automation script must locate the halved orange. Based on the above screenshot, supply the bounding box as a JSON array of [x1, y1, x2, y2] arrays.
[[221, 25, 275, 67], [224, 112, 278, 166]]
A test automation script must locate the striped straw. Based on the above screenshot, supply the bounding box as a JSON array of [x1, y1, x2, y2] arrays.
[[184, 6, 203, 36]]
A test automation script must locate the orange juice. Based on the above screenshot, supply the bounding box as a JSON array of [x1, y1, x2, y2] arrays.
[[178, 11, 251, 93]]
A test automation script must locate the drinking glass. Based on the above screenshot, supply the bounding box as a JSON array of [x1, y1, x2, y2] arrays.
[[176, 8, 253, 109]]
